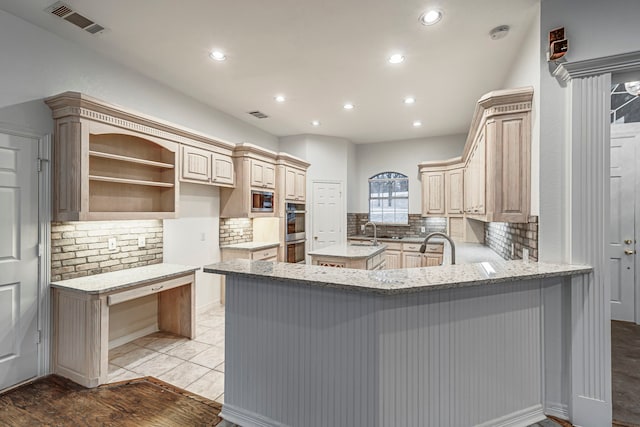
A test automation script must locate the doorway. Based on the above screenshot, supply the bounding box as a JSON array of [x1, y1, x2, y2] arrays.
[[0, 127, 49, 391], [310, 181, 343, 251], [609, 95, 640, 424]]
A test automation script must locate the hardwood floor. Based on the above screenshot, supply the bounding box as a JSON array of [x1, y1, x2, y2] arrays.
[[612, 320, 640, 426], [0, 375, 222, 426]]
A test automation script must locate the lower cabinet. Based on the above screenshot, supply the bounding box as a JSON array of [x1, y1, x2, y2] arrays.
[[402, 252, 424, 268], [384, 250, 402, 269]]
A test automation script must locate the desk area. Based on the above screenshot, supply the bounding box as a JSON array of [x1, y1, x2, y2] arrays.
[[51, 263, 198, 388]]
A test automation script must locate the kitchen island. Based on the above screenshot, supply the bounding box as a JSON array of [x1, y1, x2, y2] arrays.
[[307, 243, 386, 270], [204, 259, 591, 427]]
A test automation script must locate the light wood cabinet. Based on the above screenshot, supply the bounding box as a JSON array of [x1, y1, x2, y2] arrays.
[[284, 166, 306, 202], [384, 250, 402, 269], [464, 130, 486, 215], [250, 159, 276, 189], [418, 87, 533, 224], [46, 92, 235, 221], [421, 171, 446, 215], [180, 145, 234, 187], [220, 144, 278, 218], [446, 167, 464, 215]]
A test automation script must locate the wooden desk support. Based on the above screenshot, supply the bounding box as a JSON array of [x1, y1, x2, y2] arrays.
[[52, 272, 195, 388]]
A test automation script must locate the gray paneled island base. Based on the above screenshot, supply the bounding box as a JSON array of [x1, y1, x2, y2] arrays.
[[204, 259, 591, 427]]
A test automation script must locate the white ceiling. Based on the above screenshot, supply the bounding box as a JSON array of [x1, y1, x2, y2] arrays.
[[0, 0, 539, 143]]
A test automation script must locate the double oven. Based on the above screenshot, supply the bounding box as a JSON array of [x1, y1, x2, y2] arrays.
[[285, 202, 306, 263]]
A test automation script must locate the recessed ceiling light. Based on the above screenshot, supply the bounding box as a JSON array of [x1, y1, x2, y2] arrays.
[[209, 50, 226, 61], [274, 95, 286, 102], [311, 120, 321, 126], [413, 120, 422, 127], [343, 103, 355, 110], [388, 54, 405, 64], [419, 10, 442, 26], [404, 97, 416, 104]]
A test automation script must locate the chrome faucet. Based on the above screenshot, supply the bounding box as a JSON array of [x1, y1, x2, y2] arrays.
[[420, 232, 456, 265], [363, 221, 378, 246]]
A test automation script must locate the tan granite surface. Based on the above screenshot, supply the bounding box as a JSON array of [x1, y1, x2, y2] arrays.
[[308, 243, 387, 259], [220, 241, 280, 251], [203, 259, 591, 295], [51, 263, 199, 294]]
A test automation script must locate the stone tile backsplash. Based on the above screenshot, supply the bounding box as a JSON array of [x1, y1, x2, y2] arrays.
[[484, 217, 538, 261], [219, 217, 253, 246], [51, 220, 163, 281], [347, 213, 446, 238]]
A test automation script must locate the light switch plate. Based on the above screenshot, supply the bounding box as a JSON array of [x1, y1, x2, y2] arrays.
[[421, 226, 426, 233], [523, 248, 529, 262], [108, 237, 117, 251], [138, 236, 146, 248]]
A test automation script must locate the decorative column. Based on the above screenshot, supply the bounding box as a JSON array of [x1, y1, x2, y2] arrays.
[[568, 73, 612, 426]]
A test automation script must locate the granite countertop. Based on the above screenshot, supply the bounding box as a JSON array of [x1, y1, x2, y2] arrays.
[[220, 241, 280, 251], [51, 263, 200, 294], [204, 259, 591, 295], [308, 243, 387, 259]]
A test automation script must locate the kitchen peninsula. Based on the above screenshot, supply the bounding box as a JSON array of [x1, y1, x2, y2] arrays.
[[204, 259, 591, 427]]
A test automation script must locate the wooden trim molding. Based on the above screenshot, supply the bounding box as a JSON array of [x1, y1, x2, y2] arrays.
[[44, 92, 235, 155], [553, 50, 640, 81]]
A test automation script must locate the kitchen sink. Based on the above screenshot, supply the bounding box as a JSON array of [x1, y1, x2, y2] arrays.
[[350, 243, 375, 246]]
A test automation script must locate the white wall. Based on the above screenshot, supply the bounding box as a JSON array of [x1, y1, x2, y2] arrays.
[[163, 184, 222, 311], [280, 134, 355, 246], [0, 10, 278, 150], [539, 0, 640, 262], [354, 135, 467, 213], [503, 9, 541, 216], [0, 10, 283, 314]]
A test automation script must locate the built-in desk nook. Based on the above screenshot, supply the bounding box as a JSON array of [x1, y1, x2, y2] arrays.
[[51, 263, 198, 388]]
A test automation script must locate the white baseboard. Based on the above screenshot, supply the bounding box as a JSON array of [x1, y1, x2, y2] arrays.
[[220, 404, 287, 427], [108, 324, 158, 350], [476, 405, 545, 427], [545, 402, 570, 421]]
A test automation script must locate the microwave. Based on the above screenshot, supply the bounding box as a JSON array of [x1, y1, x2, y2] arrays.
[[251, 190, 274, 212]]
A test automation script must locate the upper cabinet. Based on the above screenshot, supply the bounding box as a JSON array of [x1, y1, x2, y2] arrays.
[[220, 143, 278, 218], [46, 92, 235, 221], [181, 145, 234, 187], [419, 87, 533, 223], [418, 157, 462, 217], [277, 153, 309, 203], [249, 159, 276, 189]]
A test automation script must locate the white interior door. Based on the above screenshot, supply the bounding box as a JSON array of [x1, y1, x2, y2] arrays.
[[311, 181, 343, 251], [0, 132, 40, 391], [610, 124, 638, 322]]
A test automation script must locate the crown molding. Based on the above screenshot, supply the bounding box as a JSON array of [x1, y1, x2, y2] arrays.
[[552, 50, 640, 81]]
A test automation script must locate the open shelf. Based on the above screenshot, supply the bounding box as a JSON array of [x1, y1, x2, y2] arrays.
[[89, 150, 175, 169], [88, 175, 175, 188]]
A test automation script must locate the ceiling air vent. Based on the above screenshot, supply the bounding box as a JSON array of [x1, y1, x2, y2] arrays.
[[45, 1, 107, 35], [248, 111, 269, 119]]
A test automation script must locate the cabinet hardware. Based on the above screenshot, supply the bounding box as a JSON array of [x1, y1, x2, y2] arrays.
[[151, 285, 164, 291], [624, 249, 636, 255]]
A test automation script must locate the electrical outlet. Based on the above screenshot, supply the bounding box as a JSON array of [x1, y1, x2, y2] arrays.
[[421, 226, 426, 233], [360, 225, 365, 232], [108, 237, 117, 251], [511, 243, 515, 258], [137, 236, 146, 248]]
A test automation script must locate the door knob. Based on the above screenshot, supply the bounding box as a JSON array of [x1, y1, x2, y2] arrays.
[[624, 239, 633, 244], [625, 249, 636, 255]]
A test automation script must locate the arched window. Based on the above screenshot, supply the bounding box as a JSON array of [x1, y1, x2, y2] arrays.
[[368, 172, 408, 224]]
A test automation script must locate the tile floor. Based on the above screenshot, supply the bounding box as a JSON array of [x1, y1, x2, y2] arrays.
[[108, 303, 226, 404]]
